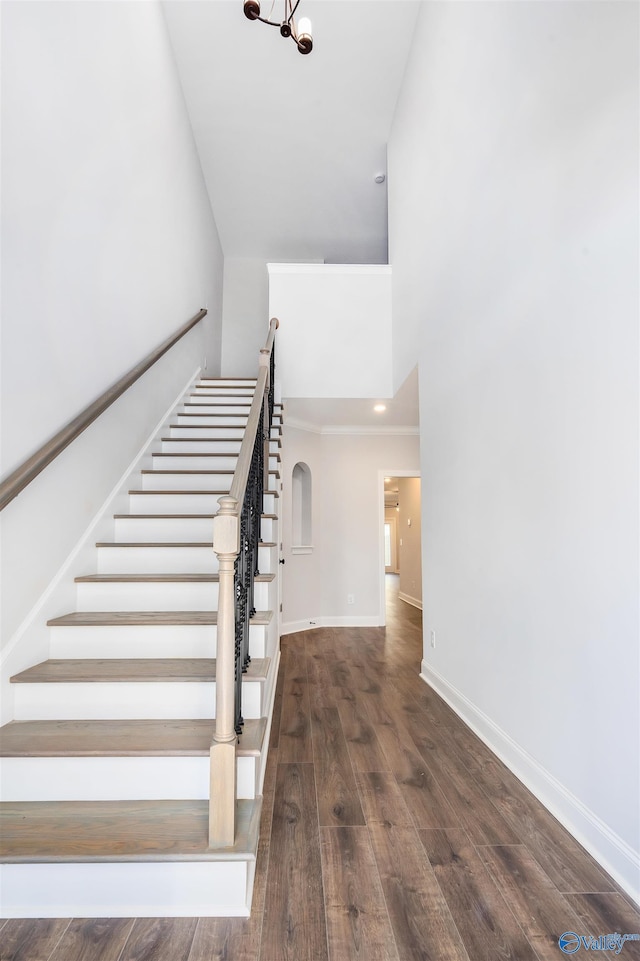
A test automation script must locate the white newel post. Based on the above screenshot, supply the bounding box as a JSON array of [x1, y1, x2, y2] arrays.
[[209, 494, 240, 848]]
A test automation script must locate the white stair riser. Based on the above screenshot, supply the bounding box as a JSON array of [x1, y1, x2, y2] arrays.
[[150, 454, 279, 471], [97, 544, 219, 574], [140, 473, 277, 492], [114, 516, 275, 544], [168, 427, 246, 440], [114, 516, 215, 542], [0, 755, 258, 802], [179, 405, 252, 415], [175, 415, 249, 428], [263, 493, 278, 513], [175, 411, 281, 427], [160, 439, 280, 454], [198, 379, 256, 388], [75, 578, 270, 612], [96, 543, 275, 575], [49, 623, 268, 659], [0, 861, 252, 918], [141, 473, 234, 492], [128, 492, 278, 514], [129, 492, 224, 514], [161, 439, 242, 454], [260, 517, 277, 541], [13, 680, 264, 721]]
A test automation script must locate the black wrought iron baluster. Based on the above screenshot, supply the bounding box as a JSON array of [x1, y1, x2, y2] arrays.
[[232, 337, 275, 738]]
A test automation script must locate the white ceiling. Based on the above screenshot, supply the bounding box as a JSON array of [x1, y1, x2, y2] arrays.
[[163, 0, 421, 266], [285, 365, 419, 430], [163, 0, 421, 428]]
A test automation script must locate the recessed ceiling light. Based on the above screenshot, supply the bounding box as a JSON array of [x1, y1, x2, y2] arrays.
[[374, 173, 386, 184], [384, 477, 391, 484], [374, 404, 386, 413]]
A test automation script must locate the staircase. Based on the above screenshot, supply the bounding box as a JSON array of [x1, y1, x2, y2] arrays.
[[0, 376, 282, 918]]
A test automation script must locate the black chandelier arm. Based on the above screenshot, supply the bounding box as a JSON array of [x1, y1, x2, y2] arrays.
[[244, 0, 312, 53], [252, 0, 300, 28], [287, 0, 302, 25]]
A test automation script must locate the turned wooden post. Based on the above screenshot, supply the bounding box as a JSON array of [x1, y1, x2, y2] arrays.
[[209, 494, 240, 847]]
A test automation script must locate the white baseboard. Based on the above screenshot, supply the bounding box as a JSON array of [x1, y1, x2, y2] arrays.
[[398, 591, 422, 610], [421, 661, 640, 906], [281, 615, 382, 635]]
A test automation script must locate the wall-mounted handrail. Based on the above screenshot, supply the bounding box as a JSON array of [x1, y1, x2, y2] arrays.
[[0, 309, 207, 512], [209, 316, 278, 848]]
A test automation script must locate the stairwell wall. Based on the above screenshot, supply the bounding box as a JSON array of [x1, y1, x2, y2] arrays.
[[1, 2, 224, 684], [389, 1, 639, 897]]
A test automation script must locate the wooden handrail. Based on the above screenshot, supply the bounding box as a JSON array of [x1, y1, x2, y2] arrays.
[[209, 316, 278, 847], [0, 308, 207, 512], [229, 317, 279, 504]]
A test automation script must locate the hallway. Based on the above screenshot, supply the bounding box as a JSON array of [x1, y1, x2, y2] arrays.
[[3, 581, 639, 959]]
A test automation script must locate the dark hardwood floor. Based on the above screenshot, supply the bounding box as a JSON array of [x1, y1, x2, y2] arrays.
[[3, 575, 639, 960]]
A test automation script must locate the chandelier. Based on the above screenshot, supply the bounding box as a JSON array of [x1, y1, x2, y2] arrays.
[[243, 1, 313, 55]]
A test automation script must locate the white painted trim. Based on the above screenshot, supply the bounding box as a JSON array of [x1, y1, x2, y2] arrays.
[[420, 662, 640, 906], [256, 647, 280, 797], [398, 591, 422, 610], [291, 545, 313, 555], [0, 860, 252, 918], [285, 417, 419, 436], [268, 263, 392, 277], [281, 615, 382, 635]]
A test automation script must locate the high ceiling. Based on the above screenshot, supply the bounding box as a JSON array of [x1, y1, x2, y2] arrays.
[[163, 0, 421, 266], [285, 365, 419, 431]]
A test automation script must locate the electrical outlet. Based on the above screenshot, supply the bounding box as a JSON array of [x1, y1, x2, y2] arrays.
[[430, 630, 436, 648], [347, 594, 355, 605]]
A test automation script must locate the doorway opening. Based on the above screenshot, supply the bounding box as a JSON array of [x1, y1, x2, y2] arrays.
[[379, 471, 422, 626]]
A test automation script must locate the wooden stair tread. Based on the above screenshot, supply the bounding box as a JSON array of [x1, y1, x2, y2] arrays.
[[11, 657, 270, 684], [153, 453, 239, 460], [116, 512, 277, 518], [95, 540, 277, 547], [0, 798, 261, 862], [47, 610, 273, 626], [74, 573, 275, 583], [96, 541, 216, 547], [160, 436, 282, 447], [139, 469, 279, 475], [151, 452, 281, 461], [128, 491, 228, 497], [0, 717, 267, 757]]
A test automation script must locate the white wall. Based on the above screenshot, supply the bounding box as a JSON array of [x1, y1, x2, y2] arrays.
[[397, 476, 422, 608], [1, 1, 224, 649], [389, 1, 639, 897], [221, 259, 270, 376], [268, 264, 393, 399], [281, 425, 420, 632]]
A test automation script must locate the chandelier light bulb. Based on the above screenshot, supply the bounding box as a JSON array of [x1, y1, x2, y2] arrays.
[[243, 1, 314, 55], [296, 16, 313, 54]]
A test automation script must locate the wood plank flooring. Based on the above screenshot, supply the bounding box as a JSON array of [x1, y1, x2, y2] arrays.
[[2, 576, 639, 960]]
